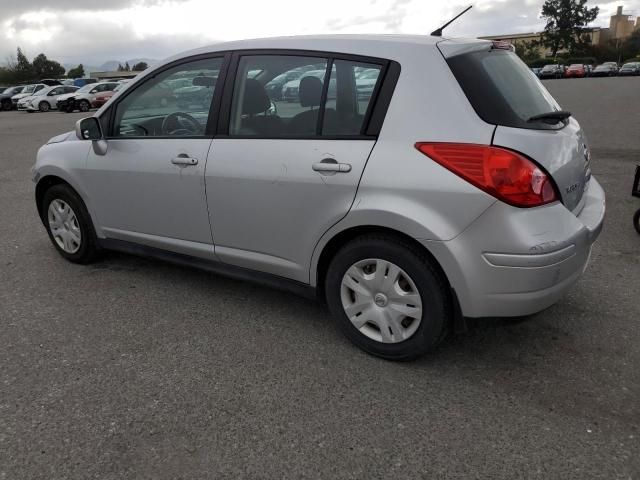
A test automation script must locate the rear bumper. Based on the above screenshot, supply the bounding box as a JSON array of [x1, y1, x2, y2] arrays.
[[421, 177, 605, 318]]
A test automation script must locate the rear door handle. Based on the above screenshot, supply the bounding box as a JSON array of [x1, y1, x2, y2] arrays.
[[171, 154, 198, 166], [312, 160, 351, 173]]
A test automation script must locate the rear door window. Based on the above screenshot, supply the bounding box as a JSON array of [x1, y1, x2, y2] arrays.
[[227, 54, 384, 138], [446, 49, 562, 130]]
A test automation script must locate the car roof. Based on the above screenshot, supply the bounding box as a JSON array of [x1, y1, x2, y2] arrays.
[[163, 34, 476, 63]]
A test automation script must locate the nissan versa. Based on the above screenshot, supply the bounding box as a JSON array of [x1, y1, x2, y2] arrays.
[[32, 35, 605, 360]]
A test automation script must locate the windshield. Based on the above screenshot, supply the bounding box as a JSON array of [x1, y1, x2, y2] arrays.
[[446, 49, 562, 130], [33, 88, 48, 96], [76, 84, 96, 93], [22, 85, 36, 93]]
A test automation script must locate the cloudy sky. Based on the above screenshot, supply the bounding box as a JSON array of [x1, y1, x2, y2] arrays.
[[1, 0, 638, 67]]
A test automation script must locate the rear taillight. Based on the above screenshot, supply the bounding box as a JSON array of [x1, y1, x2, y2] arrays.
[[415, 143, 558, 208]]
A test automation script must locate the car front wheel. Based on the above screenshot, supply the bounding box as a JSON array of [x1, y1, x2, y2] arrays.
[[42, 184, 100, 264], [325, 235, 450, 360], [78, 100, 90, 112], [39, 101, 50, 112]]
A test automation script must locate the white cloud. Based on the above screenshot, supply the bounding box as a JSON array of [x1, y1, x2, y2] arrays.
[[0, 0, 638, 66]]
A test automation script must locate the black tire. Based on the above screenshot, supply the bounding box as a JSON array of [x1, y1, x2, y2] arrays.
[[325, 234, 451, 361], [42, 184, 100, 264], [1, 100, 11, 111], [78, 100, 90, 112], [38, 101, 50, 112], [634, 209, 640, 235]]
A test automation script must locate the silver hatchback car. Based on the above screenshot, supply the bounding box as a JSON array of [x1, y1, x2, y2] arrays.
[[32, 35, 605, 360]]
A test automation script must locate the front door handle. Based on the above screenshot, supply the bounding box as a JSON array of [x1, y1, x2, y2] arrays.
[[312, 159, 351, 173], [171, 154, 198, 166]]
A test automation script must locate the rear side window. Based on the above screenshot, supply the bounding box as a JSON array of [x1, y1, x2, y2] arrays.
[[447, 49, 562, 130], [228, 54, 385, 138]]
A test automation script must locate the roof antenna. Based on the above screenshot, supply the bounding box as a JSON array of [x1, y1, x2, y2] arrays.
[[430, 5, 473, 37]]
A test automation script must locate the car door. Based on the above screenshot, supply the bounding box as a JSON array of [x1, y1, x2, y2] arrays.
[[205, 53, 387, 282], [83, 55, 226, 259]]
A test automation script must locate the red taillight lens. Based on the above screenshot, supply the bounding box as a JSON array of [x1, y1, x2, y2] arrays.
[[415, 143, 558, 207]]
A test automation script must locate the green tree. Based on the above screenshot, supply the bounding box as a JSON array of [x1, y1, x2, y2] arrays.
[[117, 63, 125, 71], [32, 53, 65, 79], [14, 47, 35, 82], [132, 61, 148, 71], [540, 0, 599, 58], [515, 39, 542, 62], [622, 29, 640, 60], [67, 64, 85, 79], [124, 61, 130, 71]]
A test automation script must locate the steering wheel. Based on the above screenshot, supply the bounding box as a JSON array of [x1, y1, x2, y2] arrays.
[[161, 112, 202, 136]]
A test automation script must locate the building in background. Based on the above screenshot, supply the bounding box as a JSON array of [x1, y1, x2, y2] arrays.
[[609, 5, 639, 39], [481, 5, 637, 58]]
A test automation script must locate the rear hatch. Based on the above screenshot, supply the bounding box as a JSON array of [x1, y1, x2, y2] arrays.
[[439, 40, 591, 212]]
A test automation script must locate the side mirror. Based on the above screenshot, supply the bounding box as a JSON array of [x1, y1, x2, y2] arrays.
[[75, 117, 103, 140]]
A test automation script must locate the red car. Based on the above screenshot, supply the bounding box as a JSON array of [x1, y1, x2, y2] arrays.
[[91, 82, 127, 108], [565, 64, 587, 78]]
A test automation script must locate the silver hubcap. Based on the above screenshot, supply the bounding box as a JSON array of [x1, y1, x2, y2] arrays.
[[47, 199, 81, 254], [340, 258, 423, 344]]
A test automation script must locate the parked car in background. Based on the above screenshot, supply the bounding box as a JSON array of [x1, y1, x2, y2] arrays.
[[356, 68, 380, 99], [538, 64, 565, 79], [18, 85, 79, 112], [530, 67, 542, 77], [265, 65, 319, 100], [618, 62, 640, 76], [11, 84, 47, 108], [73, 78, 98, 88], [282, 70, 336, 102], [174, 77, 215, 110], [91, 82, 129, 108], [584, 64, 594, 76], [32, 35, 605, 360], [0, 86, 24, 110], [39, 79, 62, 86], [565, 64, 587, 78], [592, 62, 618, 77], [57, 81, 120, 112]]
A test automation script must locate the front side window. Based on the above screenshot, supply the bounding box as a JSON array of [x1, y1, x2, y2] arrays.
[[112, 56, 222, 137]]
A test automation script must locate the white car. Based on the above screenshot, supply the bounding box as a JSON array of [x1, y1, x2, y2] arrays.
[[11, 84, 47, 108], [56, 81, 121, 112], [18, 85, 79, 112]]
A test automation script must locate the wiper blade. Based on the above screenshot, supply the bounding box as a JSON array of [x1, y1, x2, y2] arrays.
[[527, 110, 572, 123]]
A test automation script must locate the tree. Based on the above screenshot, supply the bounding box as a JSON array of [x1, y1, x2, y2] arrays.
[[132, 61, 148, 71], [117, 63, 124, 71], [540, 0, 599, 58], [67, 64, 85, 79], [32, 53, 65, 79], [124, 61, 131, 71], [14, 47, 34, 82], [515, 39, 542, 62]]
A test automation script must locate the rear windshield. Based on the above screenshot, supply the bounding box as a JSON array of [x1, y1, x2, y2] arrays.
[[447, 49, 562, 130]]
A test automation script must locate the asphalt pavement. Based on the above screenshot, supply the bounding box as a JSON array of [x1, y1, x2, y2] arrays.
[[1, 77, 639, 479]]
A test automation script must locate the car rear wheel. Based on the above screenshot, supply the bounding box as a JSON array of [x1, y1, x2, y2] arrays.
[[39, 101, 50, 112], [1, 100, 11, 111], [42, 184, 100, 264], [325, 234, 450, 360], [78, 100, 90, 112], [633, 209, 640, 235]]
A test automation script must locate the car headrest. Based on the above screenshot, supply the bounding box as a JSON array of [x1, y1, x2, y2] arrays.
[[242, 78, 271, 115], [299, 76, 323, 108]]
